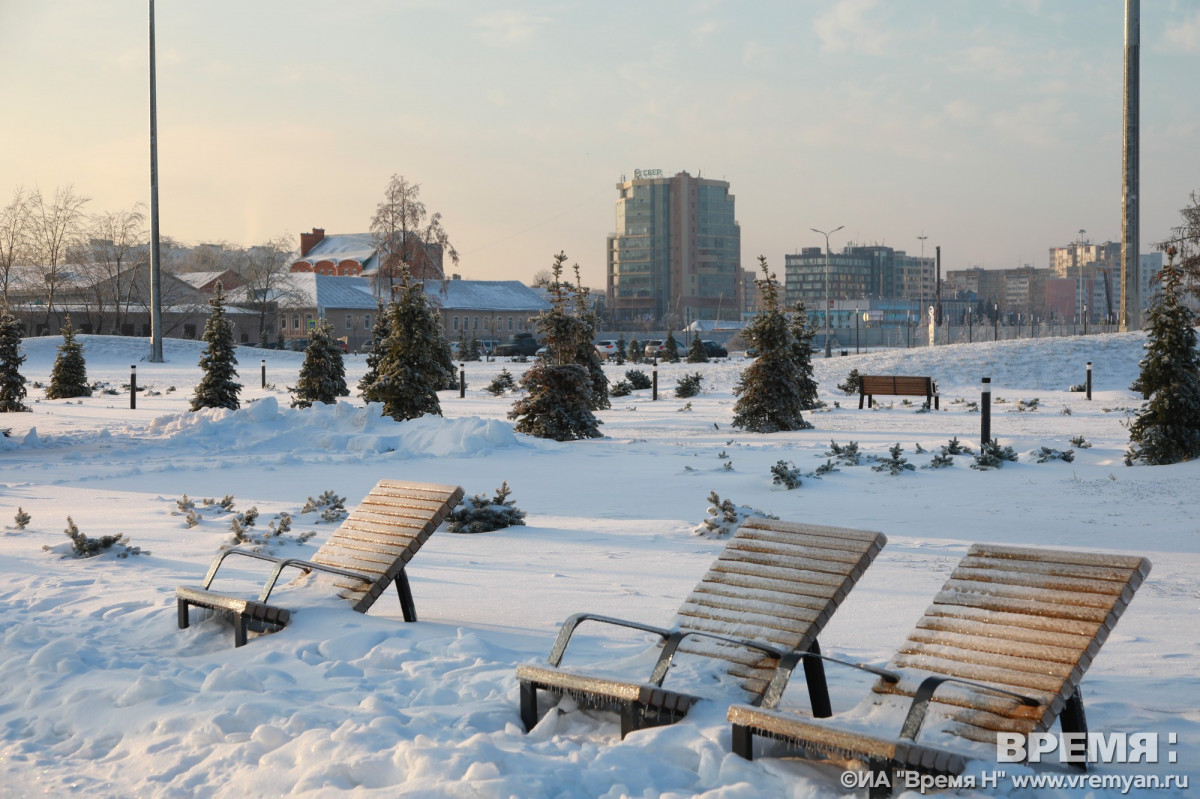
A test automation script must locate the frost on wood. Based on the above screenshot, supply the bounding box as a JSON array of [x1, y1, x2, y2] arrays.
[[693, 491, 777, 538]]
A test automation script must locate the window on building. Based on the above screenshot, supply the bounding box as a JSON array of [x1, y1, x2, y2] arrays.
[[508, 316, 514, 331], [453, 316, 459, 331], [364, 314, 371, 329], [473, 316, 479, 330], [346, 314, 353, 330], [293, 315, 300, 329], [305, 314, 313, 331]]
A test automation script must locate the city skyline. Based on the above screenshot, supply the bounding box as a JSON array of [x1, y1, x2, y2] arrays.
[[3, 1, 1198, 290]]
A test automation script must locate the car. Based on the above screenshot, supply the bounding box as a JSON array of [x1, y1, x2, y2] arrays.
[[478, 339, 500, 356], [643, 339, 682, 360], [494, 333, 541, 357], [594, 340, 618, 359], [700, 340, 728, 358]]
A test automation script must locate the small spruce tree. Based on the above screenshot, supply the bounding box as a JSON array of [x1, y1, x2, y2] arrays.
[[359, 302, 390, 403], [508, 252, 602, 440], [373, 268, 448, 422], [1127, 246, 1200, 465], [292, 319, 349, 407], [628, 337, 642, 364], [615, 335, 627, 365], [732, 256, 812, 432], [662, 329, 681, 362], [686, 335, 708, 363], [572, 264, 609, 410], [0, 311, 29, 412], [190, 283, 241, 411], [47, 316, 91, 399], [789, 302, 820, 410]]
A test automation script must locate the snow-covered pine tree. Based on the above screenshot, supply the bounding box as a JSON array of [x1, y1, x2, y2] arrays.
[[662, 329, 681, 362], [572, 264, 609, 410], [458, 328, 481, 361], [0, 311, 28, 412], [47, 316, 91, 399], [615, 335, 627, 365], [430, 311, 458, 391], [189, 283, 241, 411], [731, 256, 812, 432], [358, 302, 389, 403], [686, 335, 708, 363], [373, 268, 447, 422], [291, 319, 349, 408], [508, 252, 602, 440], [789, 301, 820, 410], [628, 337, 642, 364], [1127, 246, 1200, 465]]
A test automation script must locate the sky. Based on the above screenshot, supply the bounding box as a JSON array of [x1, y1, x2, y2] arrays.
[[2, 1, 1199, 289]]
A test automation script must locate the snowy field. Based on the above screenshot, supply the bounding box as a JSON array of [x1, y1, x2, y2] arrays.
[[1, 332, 1197, 798]]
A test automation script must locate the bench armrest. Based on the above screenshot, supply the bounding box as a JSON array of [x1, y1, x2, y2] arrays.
[[200, 548, 285, 588], [256, 558, 373, 603], [898, 675, 1041, 741], [760, 647, 900, 709], [647, 629, 790, 686], [547, 613, 674, 667]]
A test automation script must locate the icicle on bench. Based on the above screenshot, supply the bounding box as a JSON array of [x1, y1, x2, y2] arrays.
[[859, 375, 939, 410], [727, 543, 1151, 798], [176, 480, 463, 647], [516, 518, 888, 739]]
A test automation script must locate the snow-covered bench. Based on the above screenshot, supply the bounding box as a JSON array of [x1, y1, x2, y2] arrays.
[[517, 518, 888, 738], [859, 375, 939, 410], [727, 543, 1152, 797], [176, 480, 464, 647]]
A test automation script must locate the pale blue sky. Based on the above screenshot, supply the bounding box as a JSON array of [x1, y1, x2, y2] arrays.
[[2, 1, 1198, 287]]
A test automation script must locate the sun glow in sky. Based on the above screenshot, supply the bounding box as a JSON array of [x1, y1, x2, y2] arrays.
[[2, 0, 1198, 287]]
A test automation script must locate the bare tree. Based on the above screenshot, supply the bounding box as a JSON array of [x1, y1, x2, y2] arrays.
[[0, 188, 33, 310], [1167, 190, 1200, 302], [369, 174, 458, 297], [237, 233, 301, 346], [27, 186, 90, 331], [81, 205, 148, 334]]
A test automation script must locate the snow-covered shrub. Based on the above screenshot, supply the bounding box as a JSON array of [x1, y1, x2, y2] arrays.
[[872, 444, 915, 475], [610, 380, 632, 397], [625, 369, 652, 390], [837, 368, 862, 396], [771, 460, 802, 489], [825, 440, 862, 465], [693, 491, 777, 538], [927, 452, 954, 469], [942, 437, 974, 456], [14, 507, 31, 529], [1035, 447, 1075, 463], [485, 369, 517, 396], [228, 507, 260, 544], [54, 517, 144, 558], [675, 372, 703, 398], [302, 490, 346, 523], [971, 440, 1018, 470], [813, 460, 839, 476], [1070, 435, 1092, 449], [202, 495, 236, 512], [445, 482, 526, 533], [1014, 398, 1040, 412], [176, 495, 195, 513]]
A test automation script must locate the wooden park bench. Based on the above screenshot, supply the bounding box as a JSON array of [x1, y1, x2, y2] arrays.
[[727, 543, 1151, 797], [177, 480, 463, 647], [859, 375, 939, 410], [516, 518, 888, 739]]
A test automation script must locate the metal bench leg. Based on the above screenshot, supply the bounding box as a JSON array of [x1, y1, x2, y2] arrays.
[[177, 598, 191, 629], [802, 639, 833, 718], [234, 613, 248, 647], [1059, 686, 1088, 771], [519, 681, 540, 732], [395, 569, 417, 622], [731, 723, 754, 760], [619, 704, 640, 739], [868, 759, 894, 799]]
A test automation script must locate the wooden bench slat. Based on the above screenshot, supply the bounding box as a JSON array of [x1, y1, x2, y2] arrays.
[[939, 578, 1132, 611]]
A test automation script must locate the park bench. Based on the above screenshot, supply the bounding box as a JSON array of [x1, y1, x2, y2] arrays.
[[727, 543, 1151, 797], [516, 518, 887, 738], [177, 479, 463, 647], [859, 375, 939, 410]]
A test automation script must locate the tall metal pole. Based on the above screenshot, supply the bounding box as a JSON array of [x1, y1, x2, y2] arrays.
[[1120, 0, 1140, 332], [917, 233, 928, 344], [811, 225, 843, 358], [148, 0, 164, 362]]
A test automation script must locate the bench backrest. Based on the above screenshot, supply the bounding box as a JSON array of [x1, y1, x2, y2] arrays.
[[310, 480, 464, 612], [860, 375, 933, 396], [672, 518, 887, 696], [871, 544, 1151, 743]]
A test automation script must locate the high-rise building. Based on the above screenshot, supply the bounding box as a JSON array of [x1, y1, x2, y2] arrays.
[[783, 244, 933, 308], [606, 170, 741, 326]]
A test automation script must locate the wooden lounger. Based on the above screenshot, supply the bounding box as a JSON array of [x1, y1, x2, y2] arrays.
[[517, 518, 888, 738], [728, 543, 1151, 797], [177, 480, 463, 646]]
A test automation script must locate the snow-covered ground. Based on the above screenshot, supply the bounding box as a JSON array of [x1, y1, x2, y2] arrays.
[[1, 332, 1196, 798]]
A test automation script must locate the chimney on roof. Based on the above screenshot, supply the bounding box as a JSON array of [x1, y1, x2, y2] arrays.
[[299, 227, 325, 257]]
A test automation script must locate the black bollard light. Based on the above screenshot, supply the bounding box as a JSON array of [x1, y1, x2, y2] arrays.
[[459, 364, 466, 398], [1086, 361, 1092, 401], [980, 376, 991, 446], [261, 359, 266, 389], [652, 360, 658, 401], [130, 365, 137, 410]]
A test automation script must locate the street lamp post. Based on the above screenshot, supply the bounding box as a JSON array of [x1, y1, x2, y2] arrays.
[[917, 233, 928, 345], [811, 225, 843, 358]]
